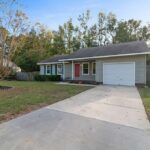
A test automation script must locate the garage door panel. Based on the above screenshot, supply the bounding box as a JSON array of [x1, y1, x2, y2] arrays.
[[103, 62, 135, 86]]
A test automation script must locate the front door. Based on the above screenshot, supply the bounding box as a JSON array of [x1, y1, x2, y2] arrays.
[[75, 64, 80, 77]]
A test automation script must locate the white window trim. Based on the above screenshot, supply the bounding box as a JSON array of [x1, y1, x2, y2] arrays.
[[57, 64, 63, 75], [46, 65, 51, 75], [82, 62, 89, 75], [92, 62, 96, 75]]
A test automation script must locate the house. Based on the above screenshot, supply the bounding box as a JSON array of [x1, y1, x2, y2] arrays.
[[2, 58, 21, 72], [37, 41, 150, 86], [0, 44, 21, 72]]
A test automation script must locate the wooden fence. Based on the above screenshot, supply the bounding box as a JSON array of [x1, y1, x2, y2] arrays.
[[16, 72, 39, 81]]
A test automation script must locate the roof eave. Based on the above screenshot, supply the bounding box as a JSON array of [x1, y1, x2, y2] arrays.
[[37, 62, 63, 65], [59, 52, 150, 62]]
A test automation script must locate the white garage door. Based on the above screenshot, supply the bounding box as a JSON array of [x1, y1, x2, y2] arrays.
[[103, 62, 135, 86]]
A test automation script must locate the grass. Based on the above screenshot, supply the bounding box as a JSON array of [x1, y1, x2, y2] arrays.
[[138, 87, 150, 121], [0, 81, 92, 123]]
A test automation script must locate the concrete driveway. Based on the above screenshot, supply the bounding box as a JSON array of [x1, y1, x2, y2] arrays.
[[0, 85, 150, 150]]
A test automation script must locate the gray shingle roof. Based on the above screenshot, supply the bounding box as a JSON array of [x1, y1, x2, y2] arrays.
[[38, 41, 150, 64], [38, 55, 68, 64], [60, 41, 150, 61]]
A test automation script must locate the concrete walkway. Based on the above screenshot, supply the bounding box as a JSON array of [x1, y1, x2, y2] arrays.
[[0, 85, 150, 150]]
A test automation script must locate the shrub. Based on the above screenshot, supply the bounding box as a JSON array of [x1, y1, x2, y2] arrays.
[[34, 75, 61, 81]]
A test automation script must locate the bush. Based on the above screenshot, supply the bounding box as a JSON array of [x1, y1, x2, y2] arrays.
[[34, 75, 61, 81], [4, 74, 16, 80]]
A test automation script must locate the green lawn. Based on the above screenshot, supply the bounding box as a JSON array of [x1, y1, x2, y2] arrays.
[[138, 87, 150, 121], [0, 81, 92, 123]]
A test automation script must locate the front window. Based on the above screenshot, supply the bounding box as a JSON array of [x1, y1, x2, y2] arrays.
[[57, 64, 63, 75], [82, 63, 89, 75], [92, 62, 96, 75], [46, 65, 51, 74]]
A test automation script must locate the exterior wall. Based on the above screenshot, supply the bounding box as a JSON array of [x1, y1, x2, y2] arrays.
[[64, 63, 72, 80], [39, 55, 146, 84], [52, 65, 56, 75], [74, 62, 95, 81], [64, 61, 95, 81], [39, 64, 63, 78], [40, 65, 45, 75], [96, 55, 146, 84]]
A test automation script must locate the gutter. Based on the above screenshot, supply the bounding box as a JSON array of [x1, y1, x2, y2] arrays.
[[37, 62, 68, 65], [59, 52, 150, 62], [37, 62, 63, 65]]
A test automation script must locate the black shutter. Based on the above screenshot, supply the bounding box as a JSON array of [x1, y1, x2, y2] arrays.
[[55, 64, 57, 75], [44, 65, 46, 75]]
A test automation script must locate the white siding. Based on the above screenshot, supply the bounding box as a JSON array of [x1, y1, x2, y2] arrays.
[[52, 65, 56, 75], [64, 62, 96, 81], [96, 60, 102, 82], [96, 55, 146, 84], [40, 65, 45, 75], [65, 63, 72, 80]]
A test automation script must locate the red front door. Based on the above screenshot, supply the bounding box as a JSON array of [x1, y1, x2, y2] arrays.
[[75, 64, 80, 77]]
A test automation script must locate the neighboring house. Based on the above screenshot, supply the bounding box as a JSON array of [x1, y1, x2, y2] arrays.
[[0, 44, 21, 72], [2, 59, 21, 72], [37, 41, 150, 86]]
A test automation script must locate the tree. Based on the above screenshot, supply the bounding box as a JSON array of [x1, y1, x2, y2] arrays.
[[114, 21, 130, 43], [106, 12, 117, 44], [52, 27, 66, 55], [62, 19, 74, 53], [139, 24, 150, 41], [87, 24, 97, 47], [96, 12, 107, 46], [12, 24, 54, 72], [1, 5, 150, 74], [78, 10, 91, 48], [0, 0, 29, 78], [72, 27, 81, 51], [114, 19, 150, 43]]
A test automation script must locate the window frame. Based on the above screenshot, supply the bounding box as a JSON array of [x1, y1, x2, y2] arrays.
[[46, 65, 51, 75], [82, 62, 89, 75], [92, 62, 96, 75]]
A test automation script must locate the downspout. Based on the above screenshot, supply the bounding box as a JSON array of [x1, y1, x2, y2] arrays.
[[72, 61, 74, 80], [63, 62, 65, 80]]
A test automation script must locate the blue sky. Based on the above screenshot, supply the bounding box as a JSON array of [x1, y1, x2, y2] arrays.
[[21, 0, 150, 30]]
